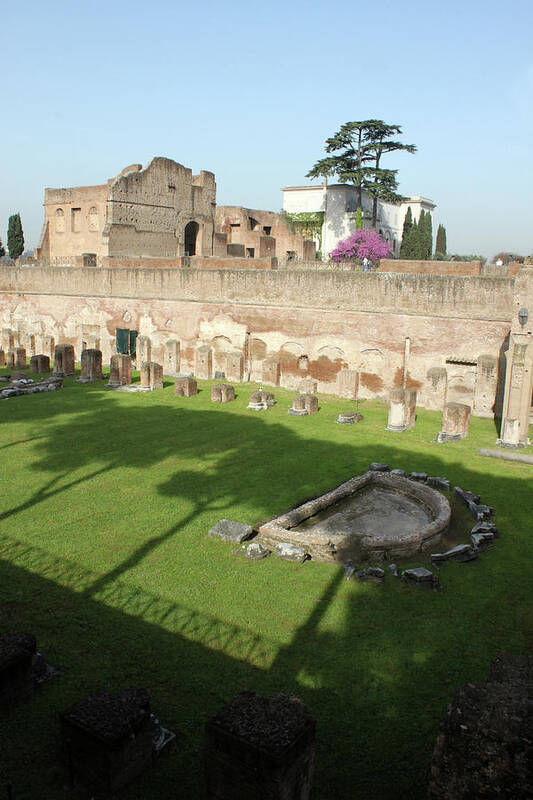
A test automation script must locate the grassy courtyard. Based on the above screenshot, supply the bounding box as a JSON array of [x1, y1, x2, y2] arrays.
[[0, 370, 532, 799]]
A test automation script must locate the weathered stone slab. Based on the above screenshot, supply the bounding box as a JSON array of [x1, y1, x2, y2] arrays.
[[430, 544, 478, 564], [471, 520, 499, 538], [205, 691, 315, 800], [209, 519, 253, 543], [390, 468, 406, 477], [246, 542, 270, 560], [355, 567, 385, 583], [408, 472, 428, 482], [369, 463, 390, 472], [274, 542, 308, 562], [402, 567, 440, 589], [427, 476, 451, 492], [336, 411, 363, 424], [471, 531, 494, 550]]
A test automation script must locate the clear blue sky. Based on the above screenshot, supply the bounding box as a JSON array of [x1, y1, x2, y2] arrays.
[[2, 0, 532, 259]]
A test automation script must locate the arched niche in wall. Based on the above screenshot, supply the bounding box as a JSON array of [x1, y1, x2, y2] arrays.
[[184, 221, 199, 256], [210, 335, 232, 373], [279, 341, 305, 375], [55, 208, 65, 233]]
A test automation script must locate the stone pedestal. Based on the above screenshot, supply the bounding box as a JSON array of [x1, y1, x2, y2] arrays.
[[80, 349, 103, 382], [499, 332, 533, 447], [289, 394, 318, 416], [205, 691, 315, 800], [109, 354, 132, 387], [386, 388, 417, 432], [248, 389, 275, 410], [30, 354, 51, 373], [53, 344, 75, 376], [140, 362, 164, 390], [174, 376, 197, 396], [262, 357, 280, 387], [61, 688, 153, 793], [211, 384, 235, 403], [15, 347, 27, 369], [225, 351, 244, 382], [0, 633, 37, 710], [165, 339, 180, 376], [437, 402, 471, 442], [337, 369, 359, 399], [195, 345, 212, 380]]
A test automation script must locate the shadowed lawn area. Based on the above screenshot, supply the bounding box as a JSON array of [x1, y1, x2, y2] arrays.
[[0, 370, 532, 799]]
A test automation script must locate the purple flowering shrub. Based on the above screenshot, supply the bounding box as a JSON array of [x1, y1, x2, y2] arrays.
[[330, 229, 392, 262]]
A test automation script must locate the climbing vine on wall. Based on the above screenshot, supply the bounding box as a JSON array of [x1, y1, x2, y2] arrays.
[[280, 211, 324, 254]]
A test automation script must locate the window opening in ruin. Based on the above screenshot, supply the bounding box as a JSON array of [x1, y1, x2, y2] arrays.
[[445, 358, 477, 366], [71, 208, 82, 233], [184, 221, 199, 256], [249, 218, 259, 231], [55, 208, 65, 233], [230, 223, 240, 229], [246, 248, 255, 258], [263, 226, 272, 236], [116, 328, 138, 358], [298, 355, 309, 371], [82, 341, 87, 352], [286, 251, 296, 262]]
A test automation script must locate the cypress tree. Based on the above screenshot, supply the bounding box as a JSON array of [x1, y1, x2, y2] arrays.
[[405, 218, 420, 259], [0, 238, 5, 258], [435, 224, 447, 256], [7, 214, 24, 260], [423, 211, 433, 259], [400, 207, 413, 257], [355, 207, 363, 230]]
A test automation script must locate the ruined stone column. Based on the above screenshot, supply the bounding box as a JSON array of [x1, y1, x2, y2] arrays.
[[53, 344, 75, 376], [108, 354, 132, 387], [386, 388, 417, 432], [140, 362, 163, 390], [0, 349, 5, 367], [262, 357, 280, 387], [195, 345, 212, 380], [205, 691, 315, 800], [14, 347, 27, 369], [174, 376, 197, 396], [1, 329, 14, 350], [80, 349, 103, 382], [499, 267, 533, 447], [225, 351, 244, 382], [6, 349, 16, 367], [337, 369, 359, 399], [437, 402, 471, 442], [136, 336, 151, 365]]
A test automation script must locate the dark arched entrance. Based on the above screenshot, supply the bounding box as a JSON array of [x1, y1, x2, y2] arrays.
[[184, 221, 199, 256]]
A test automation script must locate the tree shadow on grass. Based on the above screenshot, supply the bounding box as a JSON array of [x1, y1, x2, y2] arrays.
[[1, 385, 533, 798]]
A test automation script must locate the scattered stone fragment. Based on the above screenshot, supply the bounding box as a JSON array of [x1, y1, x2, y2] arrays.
[[471, 531, 494, 550], [246, 542, 270, 560], [174, 376, 197, 396], [336, 411, 363, 424], [355, 567, 385, 583], [387, 563, 399, 577], [214, 371, 225, 380], [427, 476, 451, 492], [390, 468, 406, 477], [408, 472, 428, 482], [274, 542, 308, 563], [471, 520, 499, 538], [343, 560, 356, 580], [454, 486, 481, 506], [402, 566, 440, 589], [209, 519, 254, 543], [369, 462, 390, 472], [430, 544, 478, 564]]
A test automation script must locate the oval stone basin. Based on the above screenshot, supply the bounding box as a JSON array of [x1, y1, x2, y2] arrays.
[[257, 471, 451, 562]]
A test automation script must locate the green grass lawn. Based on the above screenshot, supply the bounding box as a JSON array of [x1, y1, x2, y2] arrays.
[[0, 369, 532, 799]]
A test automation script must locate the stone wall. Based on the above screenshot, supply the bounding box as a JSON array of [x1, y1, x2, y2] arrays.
[[0, 264, 519, 417], [379, 259, 483, 276]]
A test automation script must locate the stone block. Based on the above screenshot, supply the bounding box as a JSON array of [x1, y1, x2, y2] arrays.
[[6, 348, 16, 367], [408, 472, 427, 482], [386, 388, 417, 432], [274, 542, 308, 562], [80, 349, 103, 381], [471, 531, 494, 550], [211, 384, 235, 403], [195, 345, 212, 380], [209, 519, 253, 543], [140, 362, 163, 390], [427, 476, 451, 492], [337, 369, 359, 399], [248, 389, 274, 410], [262, 357, 280, 387], [53, 344, 75, 376], [174, 376, 198, 396], [402, 567, 439, 589], [0, 632, 37, 710], [225, 351, 244, 382], [109, 354, 132, 387], [205, 691, 315, 800], [437, 402, 471, 442], [430, 544, 478, 564], [61, 688, 153, 793], [246, 542, 270, 559], [369, 463, 390, 472], [30, 354, 51, 373], [336, 411, 363, 424], [291, 394, 318, 416]]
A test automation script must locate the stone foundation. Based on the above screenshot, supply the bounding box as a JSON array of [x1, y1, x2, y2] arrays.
[[80, 348, 103, 381], [109, 353, 132, 386], [30, 354, 51, 373], [53, 344, 75, 376]]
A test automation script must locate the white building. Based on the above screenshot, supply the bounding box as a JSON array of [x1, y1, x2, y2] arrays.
[[281, 183, 436, 258]]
